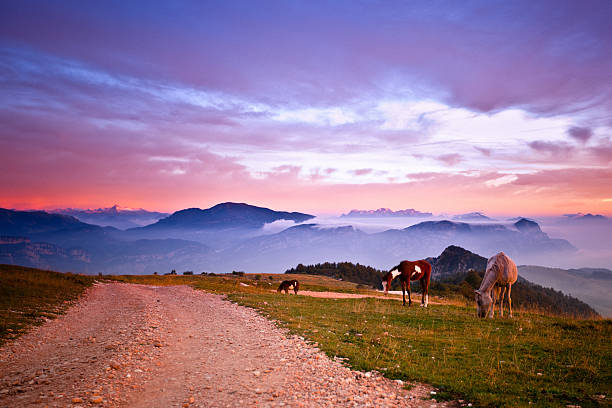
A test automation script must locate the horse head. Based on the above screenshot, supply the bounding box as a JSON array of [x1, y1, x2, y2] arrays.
[[382, 267, 401, 294], [381, 271, 391, 294], [474, 289, 492, 318]]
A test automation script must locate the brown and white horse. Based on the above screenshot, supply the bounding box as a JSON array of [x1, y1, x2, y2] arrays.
[[277, 279, 299, 294], [382, 260, 432, 307]]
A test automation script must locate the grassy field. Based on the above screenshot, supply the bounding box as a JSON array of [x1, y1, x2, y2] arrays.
[[2, 269, 610, 407], [0, 264, 97, 345]]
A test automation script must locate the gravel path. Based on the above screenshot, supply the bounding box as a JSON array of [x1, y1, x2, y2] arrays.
[[0, 283, 458, 407]]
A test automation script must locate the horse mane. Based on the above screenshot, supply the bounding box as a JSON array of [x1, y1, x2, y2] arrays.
[[383, 264, 400, 279]]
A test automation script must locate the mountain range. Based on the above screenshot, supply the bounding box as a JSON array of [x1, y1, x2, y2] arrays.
[[0, 204, 576, 274], [560, 213, 610, 224], [0, 203, 315, 273]]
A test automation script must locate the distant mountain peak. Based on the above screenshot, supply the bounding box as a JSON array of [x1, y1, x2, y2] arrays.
[[562, 213, 608, 222], [144, 202, 314, 230], [514, 218, 542, 233], [406, 220, 471, 232], [342, 208, 432, 218], [452, 212, 493, 221], [425, 245, 488, 278]]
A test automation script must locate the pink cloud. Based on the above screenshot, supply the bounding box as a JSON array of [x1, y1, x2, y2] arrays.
[[589, 139, 612, 163], [475, 147, 492, 157], [527, 141, 575, 158], [352, 168, 373, 176], [568, 126, 593, 143], [436, 154, 463, 166]]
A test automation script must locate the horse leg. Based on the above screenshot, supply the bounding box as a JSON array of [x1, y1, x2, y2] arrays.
[[507, 284, 513, 318], [489, 287, 500, 318], [420, 277, 429, 307], [407, 279, 412, 306], [498, 286, 507, 317], [401, 280, 406, 306]]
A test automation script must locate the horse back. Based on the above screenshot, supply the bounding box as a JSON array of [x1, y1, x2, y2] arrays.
[[399, 259, 432, 281], [488, 252, 518, 285]]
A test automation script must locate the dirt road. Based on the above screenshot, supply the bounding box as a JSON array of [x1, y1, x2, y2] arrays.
[[0, 283, 456, 407]]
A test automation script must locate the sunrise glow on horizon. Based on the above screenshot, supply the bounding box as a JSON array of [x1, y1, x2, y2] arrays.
[[1, 1, 612, 216]]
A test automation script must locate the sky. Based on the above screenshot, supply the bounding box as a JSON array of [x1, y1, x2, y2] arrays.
[[1, 0, 612, 215]]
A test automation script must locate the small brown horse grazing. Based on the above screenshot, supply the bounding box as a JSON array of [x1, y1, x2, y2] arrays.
[[475, 252, 518, 318], [277, 280, 299, 294], [382, 260, 432, 307]]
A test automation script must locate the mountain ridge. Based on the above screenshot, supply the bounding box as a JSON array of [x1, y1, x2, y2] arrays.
[[136, 202, 314, 231]]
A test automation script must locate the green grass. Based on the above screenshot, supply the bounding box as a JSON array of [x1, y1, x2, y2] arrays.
[[0, 264, 97, 345]]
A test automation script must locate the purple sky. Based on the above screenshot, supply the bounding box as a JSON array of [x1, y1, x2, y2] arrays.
[[1, 1, 612, 215]]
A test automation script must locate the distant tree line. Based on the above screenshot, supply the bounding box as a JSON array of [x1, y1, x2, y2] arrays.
[[285, 262, 385, 288]]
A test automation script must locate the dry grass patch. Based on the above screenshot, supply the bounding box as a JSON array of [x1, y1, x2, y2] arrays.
[[0, 264, 96, 345]]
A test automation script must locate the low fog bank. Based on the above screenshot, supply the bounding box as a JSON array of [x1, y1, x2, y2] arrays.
[[531, 218, 612, 269], [303, 215, 448, 233]]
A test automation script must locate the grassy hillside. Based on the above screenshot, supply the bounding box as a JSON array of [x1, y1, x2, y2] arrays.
[[0, 264, 96, 345]]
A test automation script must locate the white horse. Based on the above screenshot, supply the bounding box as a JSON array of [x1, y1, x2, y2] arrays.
[[475, 252, 518, 318]]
